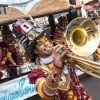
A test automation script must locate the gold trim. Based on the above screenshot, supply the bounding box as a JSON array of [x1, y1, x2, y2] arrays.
[[57, 74, 70, 90], [41, 64, 51, 74], [7, 52, 12, 58], [36, 77, 46, 86], [36, 57, 70, 91]]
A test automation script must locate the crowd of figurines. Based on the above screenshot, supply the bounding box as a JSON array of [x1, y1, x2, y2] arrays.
[[0, 25, 34, 80]]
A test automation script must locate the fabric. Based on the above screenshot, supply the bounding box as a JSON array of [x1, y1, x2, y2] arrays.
[[28, 57, 93, 100], [0, 42, 8, 49], [7, 52, 12, 58], [53, 31, 63, 39], [63, 86, 77, 100], [0, 49, 8, 70], [8, 45, 16, 54], [7, 45, 23, 65], [0, 71, 3, 79], [81, 5, 87, 17], [40, 55, 53, 64], [28, 69, 46, 84], [37, 79, 50, 100], [0, 50, 7, 62], [69, 67, 93, 100], [28, 63, 77, 100]]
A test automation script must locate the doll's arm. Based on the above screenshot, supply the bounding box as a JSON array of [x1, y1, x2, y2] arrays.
[[1, 57, 7, 64], [7, 52, 17, 66]]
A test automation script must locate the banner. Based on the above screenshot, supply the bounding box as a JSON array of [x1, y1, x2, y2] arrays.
[[9, 0, 42, 15], [0, 75, 37, 100]]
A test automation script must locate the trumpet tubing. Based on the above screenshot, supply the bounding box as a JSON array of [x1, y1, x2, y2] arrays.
[[75, 64, 100, 79], [67, 54, 100, 67], [75, 59, 100, 72], [65, 54, 100, 79]]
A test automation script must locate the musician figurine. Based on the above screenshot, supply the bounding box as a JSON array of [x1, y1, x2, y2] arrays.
[[2, 25, 15, 46], [57, 16, 68, 31], [23, 26, 93, 99], [0, 45, 9, 79], [7, 42, 28, 77], [53, 27, 63, 39]]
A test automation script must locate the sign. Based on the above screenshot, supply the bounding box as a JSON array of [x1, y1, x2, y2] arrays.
[[0, 75, 37, 100]]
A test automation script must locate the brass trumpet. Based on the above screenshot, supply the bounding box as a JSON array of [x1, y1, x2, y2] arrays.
[[65, 17, 100, 79]]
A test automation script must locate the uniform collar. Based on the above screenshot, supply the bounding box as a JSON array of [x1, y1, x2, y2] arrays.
[[40, 55, 53, 64]]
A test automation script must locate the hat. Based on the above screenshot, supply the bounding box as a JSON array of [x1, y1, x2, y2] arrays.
[[13, 18, 44, 40], [26, 27, 51, 59], [14, 19, 51, 59], [0, 71, 3, 79]]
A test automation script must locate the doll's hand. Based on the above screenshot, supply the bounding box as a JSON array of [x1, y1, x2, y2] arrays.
[[1, 61, 5, 64], [52, 44, 67, 68], [12, 62, 17, 66]]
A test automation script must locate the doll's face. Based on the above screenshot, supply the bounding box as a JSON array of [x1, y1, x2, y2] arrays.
[[14, 43, 19, 49], [5, 32, 14, 42], [34, 35, 52, 58]]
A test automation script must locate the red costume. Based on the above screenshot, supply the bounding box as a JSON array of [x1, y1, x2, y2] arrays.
[[0, 46, 9, 80], [28, 58, 93, 100], [0, 48, 8, 70], [7, 45, 23, 66]]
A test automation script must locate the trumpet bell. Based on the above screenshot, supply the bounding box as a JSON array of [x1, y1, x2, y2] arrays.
[[65, 17, 100, 57], [70, 26, 87, 47]]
